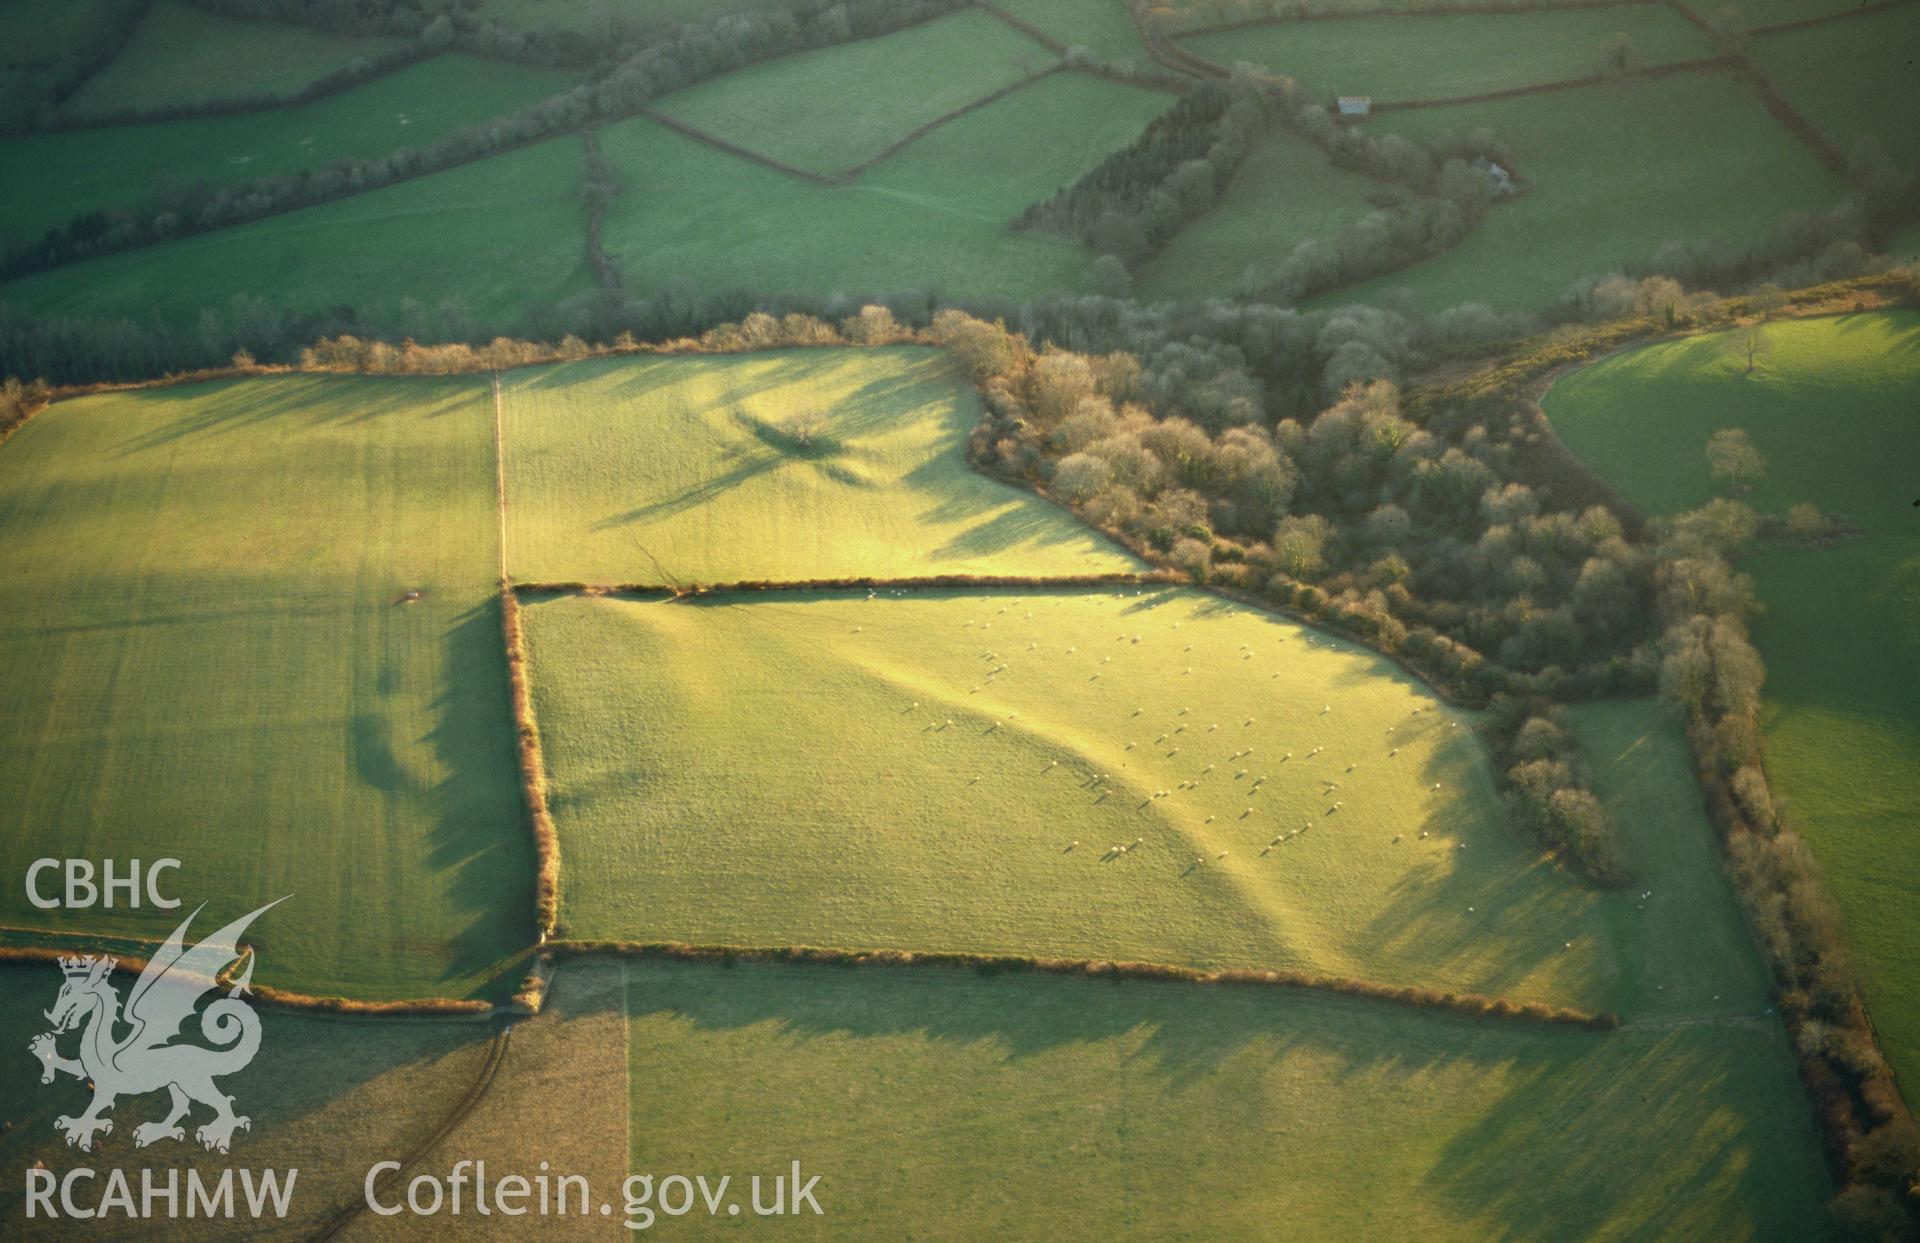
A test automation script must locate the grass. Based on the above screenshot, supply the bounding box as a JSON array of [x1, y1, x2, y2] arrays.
[[652, 8, 1055, 174], [623, 954, 1829, 1240], [0, 0, 114, 73], [1751, 4, 1920, 170], [1180, 7, 1716, 104], [500, 348, 1141, 584], [0, 135, 596, 329], [528, 589, 1765, 1018], [990, 0, 1152, 62], [597, 72, 1174, 301], [1321, 72, 1845, 312], [1135, 124, 1387, 301], [0, 375, 532, 1000], [0, 54, 573, 246], [1543, 310, 1920, 1098], [60, 0, 406, 119], [0, 965, 499, 1233]]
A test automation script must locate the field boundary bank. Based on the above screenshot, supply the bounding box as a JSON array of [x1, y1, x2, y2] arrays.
[[513, 572, 1185, 599], [501, 585, 561, 942], [552, 939, 1620, 1029], [838, 64, 1065, 178], [974, 0, 1069, 53], [0, 942, 496, 1017], [1662, 0, 1851, 175], [1370, 55, 1735, 112], [1751, 0, 1916, 35], [1174, 0, 1659, 39], [635, 105, 842, 184], [31, 43, 442, 135], [305, 1024, 512, 1243]]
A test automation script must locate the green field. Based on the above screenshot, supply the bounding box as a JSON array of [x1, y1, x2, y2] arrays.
[[598, 72, 1173, 301], [992, 0, 1152, 62], [652, 9, 1053, 174], [0, 135, 595, 328], [0, 54, 572, 246], [623, 953, 1828, 1240], [60, 0, 406, 118], [1324, 72, 1845, 311], [1752, 4, 1920, 170], [528, 590, 1768, 1019], [0, 375, 531, 1000], [502, 348, 1139, 584], [1135, 124, 1387, 301], [0, 0, 113, 73], [1544, 310, 1920, 1097], [1181, 7, 1715, 104]]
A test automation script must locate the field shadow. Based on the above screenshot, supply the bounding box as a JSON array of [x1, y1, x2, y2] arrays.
[[416, 598, 539, 989], [109, 375, 478, 458]]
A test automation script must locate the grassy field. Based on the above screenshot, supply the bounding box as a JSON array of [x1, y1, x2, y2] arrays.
[[0, 0, 113, 74], [652, 8, 1053, 174], [0, 375, 532, 1000], [597, 73, 1173, 301], [0, 54, 572, 246], [1751, 4, 1920, 170], [528, 590, 1766, 1018], [1544, 310, 1920, 1097], [501, 348, 1139, 584], [1323, 72, 1845, 312], [1181, 7, 1715, 103], [623, 955, 1828, 1240], [1135, 124, 1387, 301], [991, 0, 1152, 62], [61, 0, 406, 119], [0, 135, 595, 329]]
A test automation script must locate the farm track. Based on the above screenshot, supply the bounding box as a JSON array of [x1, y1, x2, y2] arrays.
[[305, 1023, 514, 1243]]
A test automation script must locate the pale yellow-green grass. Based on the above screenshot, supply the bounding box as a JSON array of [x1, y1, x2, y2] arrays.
[[0, 376, 531, 1000], [527, 591, 1757, 1017], [499, 348, 1141, 585], [623, 956, 1830, 1241]]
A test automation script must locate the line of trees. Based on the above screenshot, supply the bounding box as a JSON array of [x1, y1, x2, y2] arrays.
[[1014, 78, 1266, 267], [0, 0, 150, 133], [1652, 495, 1920, 1237]]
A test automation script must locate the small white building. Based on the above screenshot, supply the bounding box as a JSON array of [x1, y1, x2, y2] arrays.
[[1336, 96, 1372, 118]]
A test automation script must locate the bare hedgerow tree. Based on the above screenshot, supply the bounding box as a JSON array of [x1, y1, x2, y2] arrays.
[[1706, 427, 1768, 491]]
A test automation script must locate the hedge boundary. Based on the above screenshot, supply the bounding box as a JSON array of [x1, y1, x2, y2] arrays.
[[1174, 0, 1658, 38], [1751, 0, 1916, 36], [0, 943, 494, 1017], [1371, 55, 1735, 113], [635, 105, 841, 185], [514, 571, 1187, 599], [500, 584, 560, 942], [36, 42, 440, 134], [552, 939, 1620, 1028]]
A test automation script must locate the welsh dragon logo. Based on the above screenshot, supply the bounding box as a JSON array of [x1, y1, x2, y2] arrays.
[[27, 899, 286, 1154]]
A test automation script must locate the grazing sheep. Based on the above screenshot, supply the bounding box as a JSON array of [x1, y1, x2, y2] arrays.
[[1132, 708, 1144, 716], [1202, 764, 1214, 774], [1208, 723, 1218, 732], [1204, 816, 1215, 825], [1216, 851, 1228, 860], [1389, 748, 1399, 757], [1126, 742, 1137, 750], [1067, 841, 1079, 851], [1392, 834, 1403, 844], [1431, 783, 1442, 791], [1175, 724, 1187, 734]]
